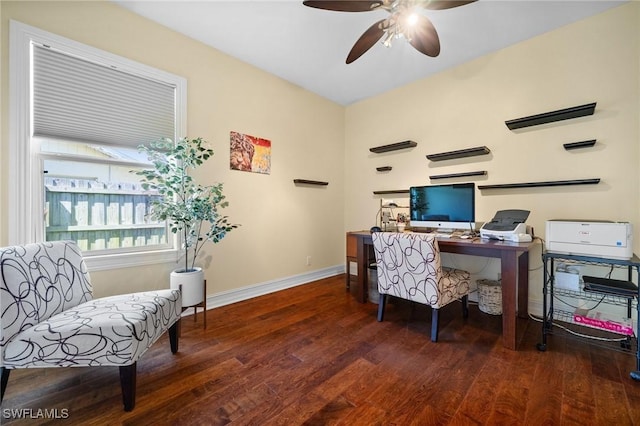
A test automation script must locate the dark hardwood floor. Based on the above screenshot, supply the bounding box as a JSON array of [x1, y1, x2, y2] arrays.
[[2, 274, 640, 425]]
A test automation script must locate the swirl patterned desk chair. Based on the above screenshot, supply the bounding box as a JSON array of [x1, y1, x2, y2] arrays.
[[0, 241, 182, 411], [372, 232, 471, 342]]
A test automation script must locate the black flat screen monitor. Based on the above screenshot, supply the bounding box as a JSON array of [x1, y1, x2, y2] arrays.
[[409, 183, 476, 232]]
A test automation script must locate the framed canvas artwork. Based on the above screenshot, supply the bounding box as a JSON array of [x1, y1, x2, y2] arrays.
[[230, 131, 271, 174]]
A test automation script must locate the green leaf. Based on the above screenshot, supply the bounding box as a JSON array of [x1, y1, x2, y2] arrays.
[[130, 136, 240, 267]]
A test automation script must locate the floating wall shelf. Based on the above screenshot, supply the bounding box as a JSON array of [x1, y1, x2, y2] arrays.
[[373, 190, 409, 195], [563, 139, 596, 150], [370, 140, 417, 153], [293, 179, 328, 186], [478, 178, 600, 190], [430, 171, 487, 180], [376, 166, 393, 172], [505, 102, 596, 130], [426, 146, 490, 161]]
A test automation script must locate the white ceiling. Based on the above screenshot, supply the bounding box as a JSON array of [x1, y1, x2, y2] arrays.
[[113, 0, 626, 105]]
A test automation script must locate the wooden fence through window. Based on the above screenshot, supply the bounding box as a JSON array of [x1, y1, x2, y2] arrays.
[[45, 178, 167, 251]]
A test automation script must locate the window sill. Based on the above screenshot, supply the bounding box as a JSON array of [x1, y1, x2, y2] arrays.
[[83, 248, 179, 271]]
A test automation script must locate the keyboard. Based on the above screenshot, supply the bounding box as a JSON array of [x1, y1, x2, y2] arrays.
[[407, 231, 453, 239]]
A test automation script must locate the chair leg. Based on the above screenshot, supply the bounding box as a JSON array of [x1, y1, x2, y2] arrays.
[[377, 294, 387, 322], [169, 320, 180, 354], [431, 308, 440, 342], [1, 367, 10, 402], [119, 363, 137, 412], [462, 295, 469, 318]]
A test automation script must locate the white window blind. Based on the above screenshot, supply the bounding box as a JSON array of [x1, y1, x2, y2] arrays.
[[33, 45, 176, 147]]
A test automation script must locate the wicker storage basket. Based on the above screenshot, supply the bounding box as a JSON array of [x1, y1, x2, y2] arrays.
[[477, 279, 502, 315]]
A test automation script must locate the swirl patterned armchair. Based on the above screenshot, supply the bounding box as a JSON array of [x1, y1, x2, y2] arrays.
[[372, 232, 471, 342], [0, 241, 182, 411]]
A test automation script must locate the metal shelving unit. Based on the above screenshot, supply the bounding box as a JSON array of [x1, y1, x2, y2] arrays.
[[537, 251, 640, 380]]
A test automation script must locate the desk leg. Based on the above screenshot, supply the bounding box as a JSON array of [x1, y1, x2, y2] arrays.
[[518, 251, 529, 319], [356, 236, 368, 303], [501, 250, 518, 351]]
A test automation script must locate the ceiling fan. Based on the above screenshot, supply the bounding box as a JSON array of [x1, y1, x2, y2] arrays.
[[303, 0, 477, 64]]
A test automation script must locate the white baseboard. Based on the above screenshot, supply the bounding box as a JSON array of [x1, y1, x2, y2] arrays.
[[180, 264, 548, 324], [528, 299, 543, 318], [189, 265, 344, 312]]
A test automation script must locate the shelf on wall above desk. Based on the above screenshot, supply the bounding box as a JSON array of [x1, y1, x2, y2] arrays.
[[373, 190, 409, 195], [430, 171, 487, 180], [505, 102, 596, 130], [478, 178, 600, 190], [426, 146, 490, 161], [370, 140, 417, 153], [293, 179, 328, 186]]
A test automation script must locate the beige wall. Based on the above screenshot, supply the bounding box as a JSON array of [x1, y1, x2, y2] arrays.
[[1, 1, 639, 312], [0, 1, 345, 297], [345, 3, 640, 311]]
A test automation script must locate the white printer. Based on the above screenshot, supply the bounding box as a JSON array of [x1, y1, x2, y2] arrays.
[[480, 210, 532, 242], [545, 220, 633, 260]]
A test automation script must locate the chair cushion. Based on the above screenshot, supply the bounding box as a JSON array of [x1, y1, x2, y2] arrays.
[[2, 289, 181, 368], [440, 267, 471, 306]]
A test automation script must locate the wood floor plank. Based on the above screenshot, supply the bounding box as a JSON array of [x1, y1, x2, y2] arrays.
[[454, 358, 510, 424], [525, 362, 563, 424], [1, 274, 639, 425], [593, 375, 635, 425]]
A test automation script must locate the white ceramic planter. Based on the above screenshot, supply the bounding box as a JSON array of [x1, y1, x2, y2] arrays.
[[170, 267, 204, 307]]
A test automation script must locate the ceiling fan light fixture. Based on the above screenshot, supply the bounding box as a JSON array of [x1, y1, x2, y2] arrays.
[[406, 12, 419, 27], [303, 0, 476, 63], [398, 11, 420, 42], [379, 9, 418, 48], [382, 30, 395, 47]]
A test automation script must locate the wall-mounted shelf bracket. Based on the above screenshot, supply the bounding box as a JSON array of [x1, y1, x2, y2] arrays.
[[370, 140, 417, 153], [505, 102, 596, 130], [426, 146, 490, 161], [478, 178, 600, 190]]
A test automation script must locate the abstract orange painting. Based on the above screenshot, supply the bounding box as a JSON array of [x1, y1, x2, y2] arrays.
[[229, 131, 271, 174]]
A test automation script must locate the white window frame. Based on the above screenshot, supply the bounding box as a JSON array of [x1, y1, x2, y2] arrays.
[[9, 20, 187, 270]]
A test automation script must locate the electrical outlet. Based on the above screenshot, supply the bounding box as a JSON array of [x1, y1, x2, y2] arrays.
[[306, 256, 311, 266]]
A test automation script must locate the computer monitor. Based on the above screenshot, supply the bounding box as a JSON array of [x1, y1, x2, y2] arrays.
[[409, 183, 476, 232]]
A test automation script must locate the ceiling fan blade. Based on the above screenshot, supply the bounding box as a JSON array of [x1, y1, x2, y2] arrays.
[[408, 15, 440, 57], [346, 19, 386, 64], [302, 1, 382, 12], [421, 0, 477, 11]]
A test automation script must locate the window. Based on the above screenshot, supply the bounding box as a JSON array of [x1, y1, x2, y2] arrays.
[[9, 21, 187, 270], [41, 143, 166, 253]]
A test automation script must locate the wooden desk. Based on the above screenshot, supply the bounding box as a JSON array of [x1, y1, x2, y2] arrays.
[[347, 231, 534, 350]]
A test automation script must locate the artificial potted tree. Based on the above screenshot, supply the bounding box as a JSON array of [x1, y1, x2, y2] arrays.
[[135, 137, 238, 306]]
